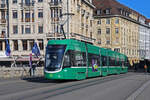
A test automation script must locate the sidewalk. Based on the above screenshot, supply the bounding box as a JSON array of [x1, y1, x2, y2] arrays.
[[136, 78, 150, 100], [126, 73, 150, 100]]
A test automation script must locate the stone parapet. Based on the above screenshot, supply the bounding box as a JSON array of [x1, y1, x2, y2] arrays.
[[0, 67, 44, 79]]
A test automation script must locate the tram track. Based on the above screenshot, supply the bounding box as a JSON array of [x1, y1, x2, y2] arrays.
[[1, 72, 134, 100], [36, 73, 134, 100]]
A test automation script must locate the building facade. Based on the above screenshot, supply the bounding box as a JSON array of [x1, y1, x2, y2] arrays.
[[48, 0, 96, 42], [139, 17, 150, 60], [93, 0, 150, 66], [0, 0, 96, 65], [0, 0, 8, 53]]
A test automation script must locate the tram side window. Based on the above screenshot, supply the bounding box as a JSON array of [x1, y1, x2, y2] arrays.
[[109, 57, 115, 66], [69, 50, 86, 67], [82, 52, 87, 66], [101, 56, 107, 66], [88, 53, 100, 67], [116, 58, 120, 66], [121, 60, 125, 66], [124, 59, 129, 66], [63, 51, 71, 68]]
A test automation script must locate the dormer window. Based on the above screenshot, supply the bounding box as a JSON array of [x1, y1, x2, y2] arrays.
[[126, 12, 130, 17], [118, 8, 123, 15], [105, 8, 111, 14], [96, 9, 101, 15], [120, 9, 123, 15], [125, 12, 128, 16]]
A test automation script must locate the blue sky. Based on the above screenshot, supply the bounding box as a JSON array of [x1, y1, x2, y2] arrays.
[[117, 0, 150, 18]]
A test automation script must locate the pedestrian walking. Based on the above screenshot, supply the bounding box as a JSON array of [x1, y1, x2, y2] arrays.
[[144, 64, 147, 73], [29, 53, 32, 76], [32, 63, 37, 76]]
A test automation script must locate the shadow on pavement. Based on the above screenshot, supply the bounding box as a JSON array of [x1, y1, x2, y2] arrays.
[[21, 76, 76, 83]]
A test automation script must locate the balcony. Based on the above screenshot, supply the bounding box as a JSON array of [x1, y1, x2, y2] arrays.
[[0, 19, 6, 24], [51, 17, 59, 24], [46, 32, 64, 38], [20, 3, 34, 10], [49, 2, 62, 8], [25, 18, 30, 22], [32, 18, 34, 22], [46, 32, 55, 37], [56, 33, 63, 37]]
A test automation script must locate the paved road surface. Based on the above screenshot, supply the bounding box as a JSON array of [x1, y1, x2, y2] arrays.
[[0, 72, 150, 100]]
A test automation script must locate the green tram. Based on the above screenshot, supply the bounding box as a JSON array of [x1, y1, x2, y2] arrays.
[[44, 39, 128, 80]]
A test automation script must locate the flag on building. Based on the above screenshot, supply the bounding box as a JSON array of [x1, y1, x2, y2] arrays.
[[32, 42, 40, 57], [5, 38, 11, 56]]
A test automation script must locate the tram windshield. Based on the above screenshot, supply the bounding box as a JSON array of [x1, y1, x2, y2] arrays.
[[45, 45, 66, 71]]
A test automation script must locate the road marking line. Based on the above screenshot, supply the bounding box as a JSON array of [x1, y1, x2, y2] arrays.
[[126, 77, 150, 100]]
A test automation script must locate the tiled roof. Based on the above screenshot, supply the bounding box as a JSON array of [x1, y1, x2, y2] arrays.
[[93, 0, 147, 19]]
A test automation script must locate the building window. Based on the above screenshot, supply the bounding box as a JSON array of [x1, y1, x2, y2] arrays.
[[50, 9, 54, 18], [115, 18, 119, 24], [90, 20, 92, 27], [97, 29, 101, 35], [98, 39, 101, 44], [77, 4, 80, 12], [38, 25, 43, 33], [1, 30, 5, 37], [22, 40, 28, 50], [38, 0, 43, 2], [116, 37, 119, 43], [38, 11, 43, 18], [21, 10, 24, 22], [38, 39, 44, 50], [96, 9, 101, 15], [106, 18, 110, 24], [106, 40, 110, 45], [12, 0, 17, 3], [60, 9, 62, 17], [13, 25, 18, 34], [105, 9, 111, 14], [25, 12, 30, 22], [25, 0, 30, 6], [114, 48, 120, 53], [13, 40, 18, 51], [29, 40, 34, 50], [115, 28, 119, 34], [0, 41, 2, 51], [32, 12, 34, 22], [1, 11, 5, 19], [106, 28, 110, 34], [97, 20, 101, 24], [25, 26, 31, 34], [22, 25, 24, 34], [13, 11, 18, 19]]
